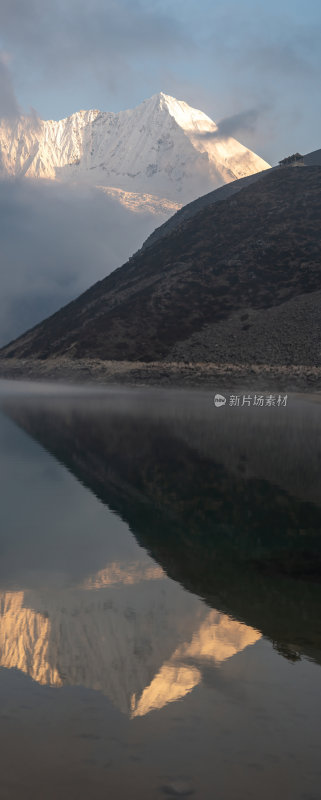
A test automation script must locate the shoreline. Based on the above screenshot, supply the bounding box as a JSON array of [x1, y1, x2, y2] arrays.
[[0, 357, 321, 392]]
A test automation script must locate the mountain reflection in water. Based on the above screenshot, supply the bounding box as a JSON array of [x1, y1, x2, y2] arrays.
[[1, 385, 321, 667], [0, 581, 260, 716]]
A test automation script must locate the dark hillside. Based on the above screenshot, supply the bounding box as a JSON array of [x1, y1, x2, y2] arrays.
[[1, 166, 320, 365]]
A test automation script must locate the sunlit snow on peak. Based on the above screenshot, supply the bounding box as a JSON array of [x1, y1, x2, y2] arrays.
[[0, 92, 270, 203]]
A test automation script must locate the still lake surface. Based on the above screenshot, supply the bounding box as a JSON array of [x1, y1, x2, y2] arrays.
[[0, 379, 321, 800]]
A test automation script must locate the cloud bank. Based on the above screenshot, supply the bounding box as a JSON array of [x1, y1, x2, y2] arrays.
[[197, 107, 268, 141], [0, 178, 157, 347]]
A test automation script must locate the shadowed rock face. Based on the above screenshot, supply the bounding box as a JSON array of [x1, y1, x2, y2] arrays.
[[141, 168, 274, 250], [1, 166, 321, 365], [3, 388, 321, 665], [142, 148, 321, 250]]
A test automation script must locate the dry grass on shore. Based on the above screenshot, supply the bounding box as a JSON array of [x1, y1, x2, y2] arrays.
[[1, 357, 321, 392]]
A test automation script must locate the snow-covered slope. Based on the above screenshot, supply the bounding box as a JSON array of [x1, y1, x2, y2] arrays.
[[0, 92, 270, 203]]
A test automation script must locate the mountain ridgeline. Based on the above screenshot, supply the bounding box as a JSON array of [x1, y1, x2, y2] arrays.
[[1, 164, 321, 365], [0, 92, 269, 203]]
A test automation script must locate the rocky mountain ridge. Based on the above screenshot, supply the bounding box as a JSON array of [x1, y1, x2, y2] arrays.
[[0, 92, 270, 203]]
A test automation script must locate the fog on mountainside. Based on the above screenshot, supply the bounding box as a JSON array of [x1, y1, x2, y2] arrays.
[[0, 178, 162, 347]]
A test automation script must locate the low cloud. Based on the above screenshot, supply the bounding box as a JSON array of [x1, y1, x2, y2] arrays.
[[0, 55, 21, 121], [197, 107, 265, 141], [0, 178, 159, 347]]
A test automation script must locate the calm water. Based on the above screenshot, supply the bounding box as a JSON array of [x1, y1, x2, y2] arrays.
[[0, 380, 321, 800]]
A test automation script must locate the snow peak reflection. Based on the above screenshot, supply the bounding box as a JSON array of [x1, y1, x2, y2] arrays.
[[214, 394, 288, 407]]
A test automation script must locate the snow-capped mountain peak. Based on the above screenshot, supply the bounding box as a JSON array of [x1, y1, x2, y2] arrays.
[[155, 91, 218, 133], [0, 92, 270, 202]]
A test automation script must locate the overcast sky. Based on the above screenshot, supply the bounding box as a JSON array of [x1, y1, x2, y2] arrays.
[[0, 0, 320, 164]]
